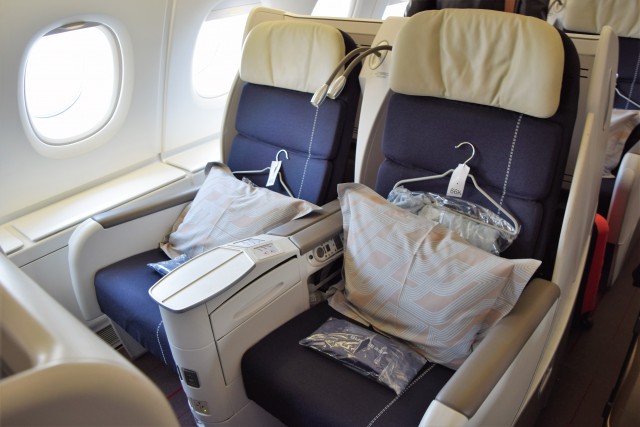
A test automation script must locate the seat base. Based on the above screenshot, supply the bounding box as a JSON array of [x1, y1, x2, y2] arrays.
[[242, 301, 454, 427], [95, 249, 175, 367]]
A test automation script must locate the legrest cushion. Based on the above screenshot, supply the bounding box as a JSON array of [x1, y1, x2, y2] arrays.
[[161, 162, 319, 258], [329, 183, 541, 369]]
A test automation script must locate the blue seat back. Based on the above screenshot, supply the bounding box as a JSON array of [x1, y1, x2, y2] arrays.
[[227, 22, 360, 205], [375, 9, 579, 266]]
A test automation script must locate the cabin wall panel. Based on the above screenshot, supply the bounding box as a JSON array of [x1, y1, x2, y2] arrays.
[[162, 0, 230, 157], [0, 0, 171, 224], [19, 246, 85, 320], [261, 0, 316, 14]]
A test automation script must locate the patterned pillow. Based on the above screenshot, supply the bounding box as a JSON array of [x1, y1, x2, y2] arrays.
[[328, 183, 541, 369], [160, 162, 319, 258]]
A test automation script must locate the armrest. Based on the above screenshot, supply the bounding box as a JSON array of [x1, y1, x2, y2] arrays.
[[94, 187, 198, 228], [0, 254, 179, 427], [269, 199, 343, 254], [435, 278, 560, 419], [69, 189, 195, 322]]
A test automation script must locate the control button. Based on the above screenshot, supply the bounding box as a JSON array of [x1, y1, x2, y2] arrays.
[[334, 235, 343, 250], [316, 247, 325, 258], [183, 368, 200, 388]]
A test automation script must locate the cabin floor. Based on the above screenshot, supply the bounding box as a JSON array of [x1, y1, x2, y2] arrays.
[[535, 235, 640, 427], [131, 236, 640, 427], [125, 351, 195, 426]]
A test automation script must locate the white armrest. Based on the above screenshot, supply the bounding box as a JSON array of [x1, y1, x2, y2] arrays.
[[423, 278, 560, 422], [68, 189, 197, 322], [0, 254, 178, 427]]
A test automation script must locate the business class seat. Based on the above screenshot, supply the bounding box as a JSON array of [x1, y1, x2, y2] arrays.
[[241, 9, 580, 426], [558, 0, 640, 288], [69, 17, 361, 367]]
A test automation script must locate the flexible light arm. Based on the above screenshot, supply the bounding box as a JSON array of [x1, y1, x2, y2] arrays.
[[311, 46, 369, 107], [326, 44, 393, 100], [311, 45, 393, 107]]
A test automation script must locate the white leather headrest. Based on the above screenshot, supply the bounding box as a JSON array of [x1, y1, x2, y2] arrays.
[[562, 0, 640, 39], [390, 9, 565, 118], [240, 20, 345, 94]]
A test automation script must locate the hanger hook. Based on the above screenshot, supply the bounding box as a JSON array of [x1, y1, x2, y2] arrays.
[[455, 142, 475, 166], [275, 149, 289, 161]]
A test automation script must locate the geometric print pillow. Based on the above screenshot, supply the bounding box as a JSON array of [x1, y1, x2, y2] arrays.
[[328, 183, 541, 369], [160, 162, 319, 259]]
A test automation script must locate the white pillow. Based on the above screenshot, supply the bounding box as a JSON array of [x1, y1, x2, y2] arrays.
[[329, 183, 541, 369], [160, 163, 319, 258]]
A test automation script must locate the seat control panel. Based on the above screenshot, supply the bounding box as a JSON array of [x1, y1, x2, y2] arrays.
[[183, 368, 200, 388], [308, 233, 343, 266]]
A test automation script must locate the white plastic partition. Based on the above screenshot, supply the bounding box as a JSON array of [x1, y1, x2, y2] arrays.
[[0, 253, 179, 427], [607, 149, 640, 283], [522, 26, 619, 417]]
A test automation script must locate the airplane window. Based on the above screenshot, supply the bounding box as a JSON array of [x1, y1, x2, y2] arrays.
[[311, 0, 355, 17], [382, 1, 409, 18], [24, 23, 120, 145], [192, 10, 249, 99]]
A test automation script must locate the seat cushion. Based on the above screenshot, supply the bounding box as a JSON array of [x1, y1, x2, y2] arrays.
[[160, 163, 318, 259], [242, 301, 454, 427], [329, 183, 541, 369], [95, 249, 175, 367]]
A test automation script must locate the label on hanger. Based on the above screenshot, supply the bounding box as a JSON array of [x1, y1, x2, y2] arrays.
[[446, 163, 470, 198], [266, 161, 282, 187]]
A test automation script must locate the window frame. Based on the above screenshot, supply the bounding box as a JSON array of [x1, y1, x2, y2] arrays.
[[18, 17, 133, 159]]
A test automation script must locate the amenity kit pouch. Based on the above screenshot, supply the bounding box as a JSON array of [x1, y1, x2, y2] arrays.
[[300, 317, 427, 394]]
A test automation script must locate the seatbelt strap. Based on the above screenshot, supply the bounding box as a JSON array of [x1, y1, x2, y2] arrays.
[[504, 0, 516, 13]]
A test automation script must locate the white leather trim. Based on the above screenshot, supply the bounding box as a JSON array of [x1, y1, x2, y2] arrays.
[[390, 9, 564, 118], [563, 0, 640, 39], [240, 21, 345, 94]]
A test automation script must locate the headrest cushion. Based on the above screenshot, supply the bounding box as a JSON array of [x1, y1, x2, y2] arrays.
[[390, 9, 565, 118], [562, 0, 640, 39], [240, 21, 345, 94]]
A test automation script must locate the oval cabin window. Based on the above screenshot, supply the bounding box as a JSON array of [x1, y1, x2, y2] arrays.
[[24, 23, 121, 145]]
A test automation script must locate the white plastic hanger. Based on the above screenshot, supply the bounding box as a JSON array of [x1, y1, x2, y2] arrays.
[[233, 149, 294, 197], [393, 142, 521, 235]]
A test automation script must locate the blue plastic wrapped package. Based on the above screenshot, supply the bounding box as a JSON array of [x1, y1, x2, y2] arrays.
[[299, 317, 427, 394], [147, 253, 189, 276], [388, 186, 519, 255]]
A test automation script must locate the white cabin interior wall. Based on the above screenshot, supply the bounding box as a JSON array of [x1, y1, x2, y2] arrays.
[[261, 0, 316, 14], [0, 0, 261, 323], [162, 0, 260, 159], [0, 0, 171, 224]]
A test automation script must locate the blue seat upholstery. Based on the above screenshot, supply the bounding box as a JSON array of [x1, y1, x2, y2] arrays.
[[94, 21, 361, 367], [242, 10, 579, 426], [614, 36, 640, 110], [228, 71, 359, 204]]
